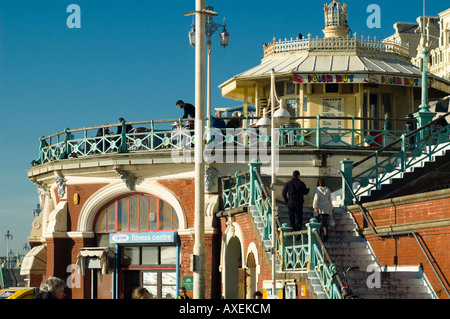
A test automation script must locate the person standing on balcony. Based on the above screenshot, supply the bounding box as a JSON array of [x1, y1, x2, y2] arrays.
[[313, 177, 333, 242], [176, 100, 195, 148], [176, 100, 196, 120], [117, 117, 133, 135], [282, 170, 310, 231]]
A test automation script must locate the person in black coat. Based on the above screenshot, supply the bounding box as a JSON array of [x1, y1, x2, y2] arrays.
[[176, 100, 195, 120], [282, 170, 310, 231], [117, 117, 133, 135]]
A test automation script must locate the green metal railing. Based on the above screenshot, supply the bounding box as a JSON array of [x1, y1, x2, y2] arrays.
[[221, 161, 344, 299], [341, 111, 450, 205], [34, 116, 412, 165]]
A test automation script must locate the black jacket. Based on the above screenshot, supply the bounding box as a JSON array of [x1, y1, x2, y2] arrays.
[[181, 103, 196, 119], [282, 178, 309, 205], [34, 292, 57, 299]]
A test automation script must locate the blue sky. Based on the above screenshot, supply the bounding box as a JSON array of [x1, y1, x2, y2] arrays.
[[0, 0, 447, 257]]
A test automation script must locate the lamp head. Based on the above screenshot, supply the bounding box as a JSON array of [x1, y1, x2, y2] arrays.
[[273, 108, 291, 126], [220, 28, 229, 48]]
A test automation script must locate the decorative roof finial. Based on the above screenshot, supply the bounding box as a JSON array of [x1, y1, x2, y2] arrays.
[[323, 0, 350, 38]]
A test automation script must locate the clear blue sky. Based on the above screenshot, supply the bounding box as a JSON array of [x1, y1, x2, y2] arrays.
[[0, 0, 447, 257]]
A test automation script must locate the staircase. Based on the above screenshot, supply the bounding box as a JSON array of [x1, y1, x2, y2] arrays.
[[249, 204, 280, 269], [310, 208, 435, 299]]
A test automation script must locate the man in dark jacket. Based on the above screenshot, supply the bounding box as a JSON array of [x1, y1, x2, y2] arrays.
[[282, 170, 310, 231], [176, 100, 195, 119]]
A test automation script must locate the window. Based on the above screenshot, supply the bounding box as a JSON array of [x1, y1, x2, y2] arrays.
[[275, 81, 284, 97], [286, 82, 295, 95], [143, 271, 177, 299], [120, 245, 177, 266], [286, 99, 297, 117], [325, 83, 339, 93], [95, 193, 179, 233]]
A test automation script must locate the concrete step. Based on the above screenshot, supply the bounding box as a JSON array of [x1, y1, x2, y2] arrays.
[[307, 271, 327, 299]]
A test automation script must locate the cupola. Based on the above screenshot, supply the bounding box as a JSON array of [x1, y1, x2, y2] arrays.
[[323, 0, 350, 38]]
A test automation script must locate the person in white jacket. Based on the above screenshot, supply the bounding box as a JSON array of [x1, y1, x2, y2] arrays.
[[313, 177, 333, 242]]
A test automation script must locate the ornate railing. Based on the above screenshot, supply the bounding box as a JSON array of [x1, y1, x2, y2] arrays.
[[221, 171, 250, 210], [33, 116, 412, 165], [341, 112, 450, 204], [221, 161, 344, 299], [263, 35, 410, 59]]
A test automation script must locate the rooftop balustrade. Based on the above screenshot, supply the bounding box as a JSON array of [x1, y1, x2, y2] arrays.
[[263, 34, 410, 60], [32, 116, 416, 166]]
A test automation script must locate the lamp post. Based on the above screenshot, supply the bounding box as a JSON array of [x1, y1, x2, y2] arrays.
[[184, 0, 212, 299], [189, 5, 229, 138], [414, 3, 436, 135], [4, 230, 13, 269], [256, 69, 290, 298]]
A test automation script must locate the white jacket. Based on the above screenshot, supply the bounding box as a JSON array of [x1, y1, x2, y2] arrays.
[[313, 186, 333, 215]]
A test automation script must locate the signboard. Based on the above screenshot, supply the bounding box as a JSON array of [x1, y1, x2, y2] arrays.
[[321, 97, 344, 128], [370, 74, 421, 87], [109, 231, 177, 244], [294, 74, 369, 84], [293, 73, 422, 87], [182, 276, 194, 291]]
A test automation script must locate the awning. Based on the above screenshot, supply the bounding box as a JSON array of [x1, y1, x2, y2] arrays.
[[76, 247, 109, 275], [20, 245, 47, 276]]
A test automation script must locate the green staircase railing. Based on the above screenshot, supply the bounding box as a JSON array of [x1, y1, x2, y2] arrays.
[[341, 111, 450, 205], [221, 161, 344, 299]]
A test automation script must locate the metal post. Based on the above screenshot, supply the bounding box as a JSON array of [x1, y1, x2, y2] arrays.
[[207, 43, 212, 142], [340, 158, 354, 206], [193, 0, 206, 300], [270, 71, 277, 298], [414, 12, 435, 136]]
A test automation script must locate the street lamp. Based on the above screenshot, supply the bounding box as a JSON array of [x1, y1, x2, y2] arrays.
[[256, 69, 290, 298], [413, 1, 436, 134], [184, 0, 211, 299], [188, 5, 229, 136], [4, 230, 13, 269], [32, 203, 42, 217]]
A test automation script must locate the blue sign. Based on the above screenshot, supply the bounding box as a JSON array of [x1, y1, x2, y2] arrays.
[[109, 232, 177, 244]]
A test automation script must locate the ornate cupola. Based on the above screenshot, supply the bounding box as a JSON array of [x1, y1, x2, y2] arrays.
[[323, 0, 350, 38]]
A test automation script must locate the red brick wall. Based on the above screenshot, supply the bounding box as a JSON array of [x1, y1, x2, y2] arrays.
[[220, 213, 273, 293], [352, 196, 450, 299], [67, 184, 109, 231], [158, 179, 195, 229], [159, 178, 221, 299]]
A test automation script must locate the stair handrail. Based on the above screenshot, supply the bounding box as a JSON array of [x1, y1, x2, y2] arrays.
[[340, 170, 450, 298], [313, 229, 346, 299], [252, 166, 284, 229], [340, 170, 379, 236], [353, 111, 450, 168]]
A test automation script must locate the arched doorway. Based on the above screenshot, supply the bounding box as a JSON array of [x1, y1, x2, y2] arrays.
[[246, 252, 257, 299], [224, 236, 242, 299]]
